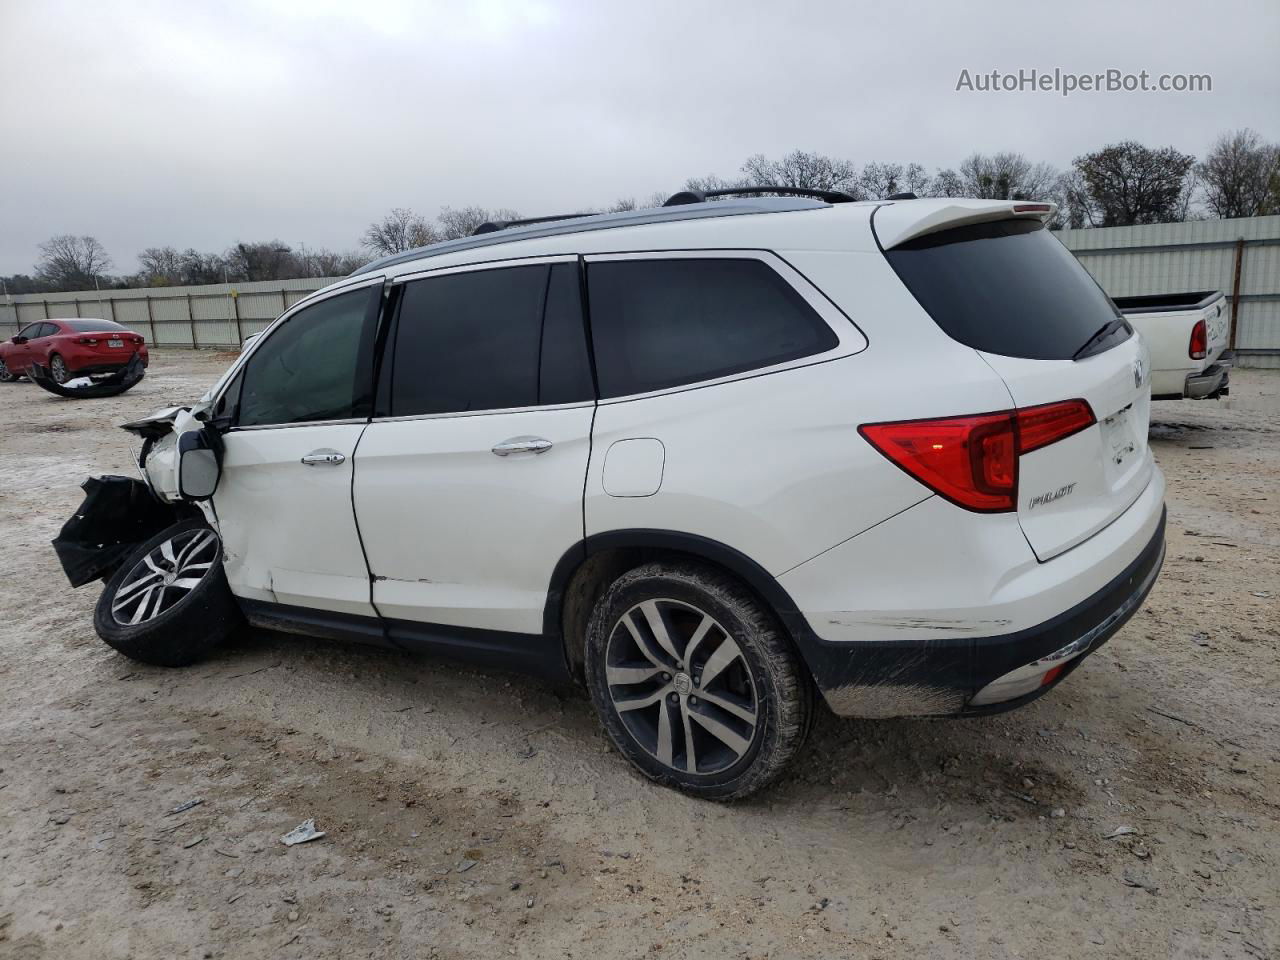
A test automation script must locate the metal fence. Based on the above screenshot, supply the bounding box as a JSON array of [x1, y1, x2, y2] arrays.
[[1060, 215, 1280, 368], [0, 277, 343, 350], [4, 214, 1280, 365]]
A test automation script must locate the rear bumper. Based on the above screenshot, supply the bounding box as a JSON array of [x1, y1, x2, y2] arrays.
[[1183, 358, 1230, 399], [67, 351, 148, 375], [780, 471, 1166, 717]]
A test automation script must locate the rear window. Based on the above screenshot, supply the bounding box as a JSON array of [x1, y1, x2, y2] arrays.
[[882, 219, 1130, 361], [62, 319, 127, 332]]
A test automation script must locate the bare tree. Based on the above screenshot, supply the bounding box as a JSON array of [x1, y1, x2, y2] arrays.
[[740, 151, 864, 197], [362, 208, 438, 255], [1072, 141, 1197, 226], [436, 206, 522, 241], [224, 241, 298, 282], [1197, 128, 1280, 219], [298, 246, 372, 277], [859, 162, 906, 198], [927, 168, 966, 197], [682, 173, 750, 195], [35, 235, 112, 290], [956, 153, 1060, 200], [136, 246, 184, 286]]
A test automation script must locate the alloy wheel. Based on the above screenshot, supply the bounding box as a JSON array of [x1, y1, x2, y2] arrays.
[[604, 598, 760, 775], [111, 528, 219, 625], [0, 359, 13, 382], [50, 354, 70, 383]]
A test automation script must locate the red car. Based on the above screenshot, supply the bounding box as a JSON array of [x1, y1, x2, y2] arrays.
[[0, 318, 149, 384]]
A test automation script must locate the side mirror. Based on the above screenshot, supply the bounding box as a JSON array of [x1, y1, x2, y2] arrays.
[[12, 336, 27, 345], [177, 429, 221, 500]]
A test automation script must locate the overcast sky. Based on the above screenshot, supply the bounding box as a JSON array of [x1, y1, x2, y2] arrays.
[[2, 0, 1277, 275]]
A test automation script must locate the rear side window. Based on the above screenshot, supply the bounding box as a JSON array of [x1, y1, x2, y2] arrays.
[[389, 263, 592, 416], [237, 286, 379, 427], [586, 258, 838, 398], [882, 219, 1129, 361]]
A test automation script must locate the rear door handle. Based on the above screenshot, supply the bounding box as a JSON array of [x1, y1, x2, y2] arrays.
[[491, 436, 553, 456], [301, 450, 346, 466]]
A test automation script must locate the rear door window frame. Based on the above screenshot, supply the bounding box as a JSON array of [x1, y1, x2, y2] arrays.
[[373, 254, 596, 422]]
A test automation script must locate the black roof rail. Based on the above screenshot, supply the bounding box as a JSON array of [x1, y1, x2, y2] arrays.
[[886, 192, 918, 200], [473, 212, 590, 236], [664, 185, 857, 206]]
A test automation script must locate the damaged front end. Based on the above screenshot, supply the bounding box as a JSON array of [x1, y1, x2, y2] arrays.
[[52, 403, 220, 588]]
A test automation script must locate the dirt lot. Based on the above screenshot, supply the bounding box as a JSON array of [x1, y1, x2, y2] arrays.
[[0, 351, 1277, 960]]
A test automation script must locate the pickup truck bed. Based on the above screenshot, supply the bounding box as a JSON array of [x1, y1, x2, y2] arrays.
[[1114, 291, 1232, 401]]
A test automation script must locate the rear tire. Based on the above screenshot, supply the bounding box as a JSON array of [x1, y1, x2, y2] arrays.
[[94, 519, 241, 667], [50, 353, 70, 384], [584, 561, 813, 801]]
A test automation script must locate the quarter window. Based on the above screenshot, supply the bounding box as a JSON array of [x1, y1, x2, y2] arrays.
[[236, 286, 379, 427], [586, 258, 839, 398]]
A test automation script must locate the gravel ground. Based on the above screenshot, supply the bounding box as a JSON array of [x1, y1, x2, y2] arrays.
[[1, 351, 1277, 960]]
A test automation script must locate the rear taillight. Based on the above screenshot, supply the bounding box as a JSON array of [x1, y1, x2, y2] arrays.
[[76, 337, 99, 345], [1189, 319, 1207, 359], [859, 400, 1096, 513], [1016, 399, 1096, 453]]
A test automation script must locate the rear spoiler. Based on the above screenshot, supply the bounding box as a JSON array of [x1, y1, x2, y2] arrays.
[[872, 199, 1056, 250]]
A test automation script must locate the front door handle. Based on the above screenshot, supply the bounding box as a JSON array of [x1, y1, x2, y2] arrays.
[[491, 436, 553, 456], [301, 449, 346, 466]]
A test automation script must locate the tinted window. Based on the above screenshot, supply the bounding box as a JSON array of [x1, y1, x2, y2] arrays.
[[38, 323, 60, 338], [539, 263, 594, 405], [883, 219, 1130, 361], [63, 319, 127, 332], [238, 286, 378, 427], [586, 258, 839, 398], [391, 264, 572, 416], [17, 324, 41, 339]]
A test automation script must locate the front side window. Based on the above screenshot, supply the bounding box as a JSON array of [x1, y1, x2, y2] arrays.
[[389, 262, 592, 417], [586, 258, 839, 398], [236, 286, 379, 427], [17, 324, 42, 339]]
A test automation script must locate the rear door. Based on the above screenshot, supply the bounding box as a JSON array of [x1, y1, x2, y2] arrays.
[[352, 258, 595, 635], [882, 216, 1154, 560], [211, 279, 384, 615]]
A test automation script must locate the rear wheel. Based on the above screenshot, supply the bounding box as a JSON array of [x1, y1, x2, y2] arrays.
[[584, 561, 813, 801], [94, 519, 241, 667], [50, 353, 70, 383]]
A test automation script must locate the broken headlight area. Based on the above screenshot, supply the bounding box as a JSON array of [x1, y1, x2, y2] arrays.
[[29, 353, 146, 399], [52, 475, 194, 587]]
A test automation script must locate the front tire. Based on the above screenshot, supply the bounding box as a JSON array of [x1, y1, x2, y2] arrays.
[[584, 561, 813, 801], [0, 358, 17, 382], [94, 519, 241, 667]]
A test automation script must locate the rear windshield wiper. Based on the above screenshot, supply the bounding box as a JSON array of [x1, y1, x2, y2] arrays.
[[1073, 316, 1127, 360]]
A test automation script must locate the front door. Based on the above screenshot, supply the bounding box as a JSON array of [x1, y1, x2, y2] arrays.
[[211, 280, 384, 616], [353, 259, 596, 635]]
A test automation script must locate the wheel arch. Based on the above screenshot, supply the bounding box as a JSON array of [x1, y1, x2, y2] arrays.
[[545, 529, 818, 684]]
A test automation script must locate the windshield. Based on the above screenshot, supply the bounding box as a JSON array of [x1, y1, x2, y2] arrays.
[[882, 218, 1131, 361]]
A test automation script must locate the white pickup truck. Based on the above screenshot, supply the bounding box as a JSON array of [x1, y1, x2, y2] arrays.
[[1114, 291, 1232, 401]]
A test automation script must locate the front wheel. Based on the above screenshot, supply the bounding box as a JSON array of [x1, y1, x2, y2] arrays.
[[584, 561, 814, 801], [0, 357, 17, 382], [94, 519, 241, 667]]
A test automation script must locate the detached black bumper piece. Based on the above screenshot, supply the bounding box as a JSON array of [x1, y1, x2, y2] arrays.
[[29, 353, 146, 399], [52, 476, 182, 587], [791, 507, 1167, 718]]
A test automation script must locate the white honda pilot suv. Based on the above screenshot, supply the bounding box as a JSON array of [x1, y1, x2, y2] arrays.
[[56, 188, 1166, 800]]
